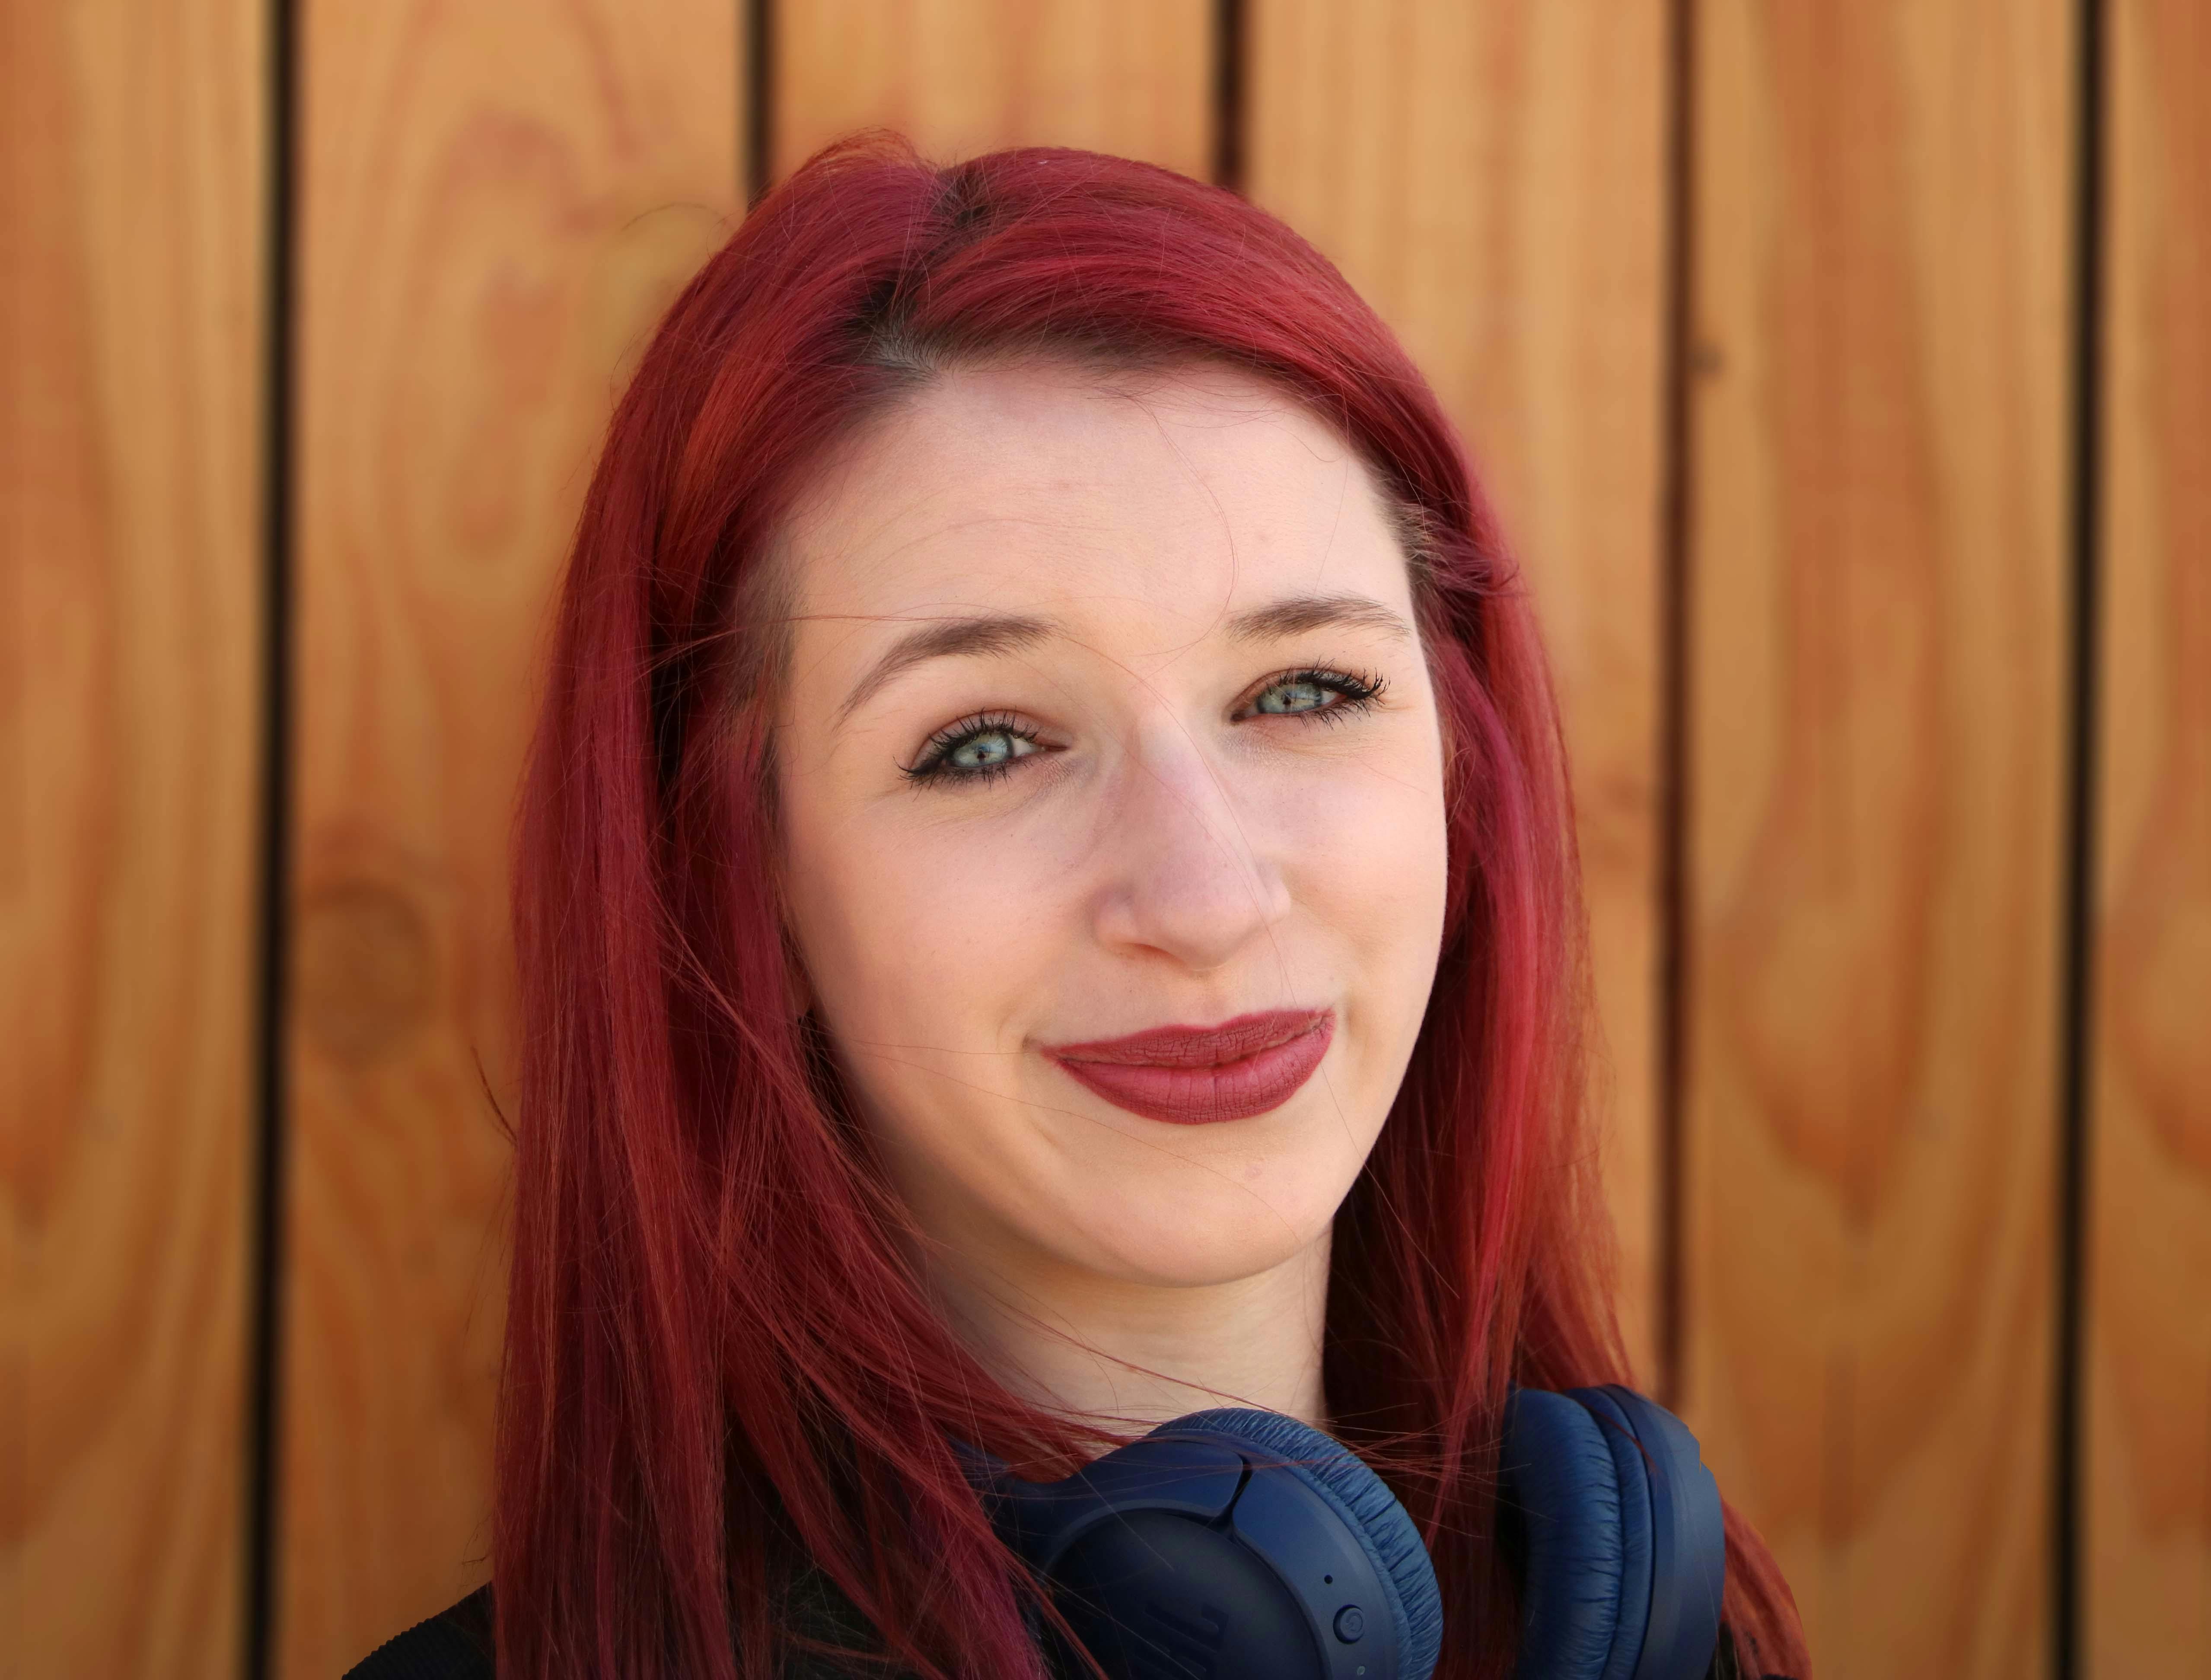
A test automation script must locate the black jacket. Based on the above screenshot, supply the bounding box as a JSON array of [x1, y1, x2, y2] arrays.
[[345, 1580, 1778, 1679], [354, 1560, 1085, 1679], [345, 1572, 894, 1679]]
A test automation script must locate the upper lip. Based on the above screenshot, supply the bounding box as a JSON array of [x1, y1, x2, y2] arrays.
[[1044, 1009, 1332, 1068]]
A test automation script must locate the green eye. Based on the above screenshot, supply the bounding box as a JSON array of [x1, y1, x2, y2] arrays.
[[907, 713, 1046, 785], [1255, 678, 1334, 714], [1244, 668, 1386, 721], [946, 730, 1034, 772]]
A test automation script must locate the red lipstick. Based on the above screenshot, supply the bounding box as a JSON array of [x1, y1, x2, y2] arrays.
[[1044, 1009, 1335, 1125]]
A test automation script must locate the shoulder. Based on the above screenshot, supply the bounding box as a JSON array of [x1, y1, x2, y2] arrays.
[[344, 1585, 494, 1680], [334, 1575, 905, 1679]]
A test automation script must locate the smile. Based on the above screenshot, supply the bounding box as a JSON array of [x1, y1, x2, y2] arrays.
[[1042, 1009, 1335, 1125]]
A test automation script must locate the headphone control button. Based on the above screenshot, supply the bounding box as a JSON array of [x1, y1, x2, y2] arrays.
[[1332, 1605, 1366, 1643]]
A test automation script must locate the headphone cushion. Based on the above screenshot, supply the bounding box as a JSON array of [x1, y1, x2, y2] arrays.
[[1158, 1408, 1444, 1680], [1578, 1387, 1725, 1680], [1503, 1389, 1629, 1680], [1564, 1389, 1656, 1680]]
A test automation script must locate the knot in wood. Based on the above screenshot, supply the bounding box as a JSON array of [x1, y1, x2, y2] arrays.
[[295, 881, 436, 1066]]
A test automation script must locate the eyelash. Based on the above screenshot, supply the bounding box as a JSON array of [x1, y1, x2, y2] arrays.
[[903, 667, 1390, 787], [905, 711, 1040, 786], [1233, 665, 1389, 724]]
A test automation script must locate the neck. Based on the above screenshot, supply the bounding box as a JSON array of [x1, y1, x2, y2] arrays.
[[930, 1232, 1333, 1437]]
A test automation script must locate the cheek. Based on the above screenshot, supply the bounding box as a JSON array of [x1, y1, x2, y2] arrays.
[[1263, 730, 1451, 1104], [782, 791, 1066, 1055], [1277, 740, 1450, 959]]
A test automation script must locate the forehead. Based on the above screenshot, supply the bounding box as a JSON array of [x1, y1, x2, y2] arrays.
[[778, 362, 1414, 635]]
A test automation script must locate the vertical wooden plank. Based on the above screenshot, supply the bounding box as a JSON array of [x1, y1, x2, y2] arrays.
[[2087, 1, 2211, 1670], [283, 4, 740, 1671], [1684, 2, 2073, 1674], [0, 1, 264, 1676], [775, 0, 1212, 181], [1247, 0, 1671, 1380]]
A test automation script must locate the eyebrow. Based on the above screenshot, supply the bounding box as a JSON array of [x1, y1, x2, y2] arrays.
[[834, 592, 1414, 726], [836, 613, 1055, 725], [1225, 592, 1415, 644]]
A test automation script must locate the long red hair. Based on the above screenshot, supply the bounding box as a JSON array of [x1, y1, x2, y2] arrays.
[[498, 137, 1806, 1679]]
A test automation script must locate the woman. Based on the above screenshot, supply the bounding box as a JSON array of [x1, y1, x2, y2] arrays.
[[352, 139, 1808, 1679]]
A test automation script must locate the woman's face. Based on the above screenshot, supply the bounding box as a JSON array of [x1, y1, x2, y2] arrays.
[[775, 362, 1450, 1296]]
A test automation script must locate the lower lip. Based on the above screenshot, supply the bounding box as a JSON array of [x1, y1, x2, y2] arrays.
[[1045, 1010, 1335, 1125]]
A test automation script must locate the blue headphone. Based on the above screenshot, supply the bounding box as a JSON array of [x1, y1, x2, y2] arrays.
[[971, 1387, 1726, 1680]]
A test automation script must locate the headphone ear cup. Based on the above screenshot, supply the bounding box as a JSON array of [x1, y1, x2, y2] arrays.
[[1502, 1389, 1631, 1680], [1504, 1388, 1726, 1680], [1160, 1409, 1444, 1680], [1571, 1388, 1724, 1680]]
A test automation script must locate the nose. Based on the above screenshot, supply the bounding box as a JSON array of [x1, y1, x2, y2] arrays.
[[1089, 716, 1293, 972]]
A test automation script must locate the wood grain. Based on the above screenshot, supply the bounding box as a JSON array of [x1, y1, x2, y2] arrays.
[[775, 0, 1212, 181], [2087, 0, 2211, 1669], [283, 4, 739, 1671], [1247, 0, 1670, 1381], [1682, 2, 2074, 1673], [0, 1, 264, 1675]]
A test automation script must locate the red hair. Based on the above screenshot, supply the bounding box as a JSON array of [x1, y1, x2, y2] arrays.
[[498, 137, 1807, 1679]]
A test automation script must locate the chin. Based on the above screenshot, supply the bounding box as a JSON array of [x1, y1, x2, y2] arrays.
[[1035, 1177, 1344, 1289]]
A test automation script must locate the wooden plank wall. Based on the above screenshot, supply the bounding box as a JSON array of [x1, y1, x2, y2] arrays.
[[775, 0, 1212, 179], [3, 2, 266, 1677], [11, 3, 2210, 1677], [276, 3, 742, 1673], [1682, 3, 2074, 1675], [2086, 0, 2211, 1669]]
